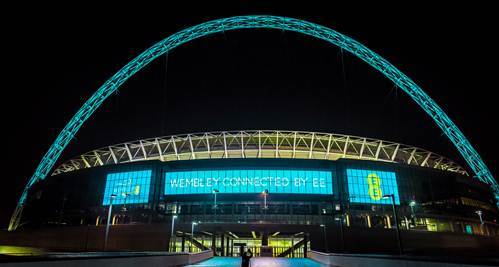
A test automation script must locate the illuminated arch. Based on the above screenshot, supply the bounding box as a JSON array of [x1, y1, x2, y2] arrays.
[[9, 15, 497, 230]]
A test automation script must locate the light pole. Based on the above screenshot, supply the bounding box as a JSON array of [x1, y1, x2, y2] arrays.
[[212, 189, 219, 220], [123, 193, 130, 223], [475, 210, 484, 235], [409, 200, 416, 215], [104, 193, 117, 250], [170, 215, 177, 251], [58, 195, 68, 224], [339, 213, 345, 252], [262, 189, 269, 211], [190, 221, 198, 252], [320, 224, 328, 252], [383, 194, 402, 255], [409, 200, 416, 227], [334, 202, 345, 252], [123, 193, 130, 210], [475, 210, 483, 224]]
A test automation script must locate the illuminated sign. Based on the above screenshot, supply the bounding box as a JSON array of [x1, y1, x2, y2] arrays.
[[346, 169, 400, 204], [103, 170, 152, 205], [165, 169, 333, 195]]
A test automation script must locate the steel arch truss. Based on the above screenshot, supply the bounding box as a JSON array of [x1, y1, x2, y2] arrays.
[[10, 15, 498, 230], [52, 130, 467, 176]]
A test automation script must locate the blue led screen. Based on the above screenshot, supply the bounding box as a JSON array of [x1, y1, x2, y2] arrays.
[[346, 169, 400, 205], [103, 170, 152, 205], [165, 169, 333, 195]]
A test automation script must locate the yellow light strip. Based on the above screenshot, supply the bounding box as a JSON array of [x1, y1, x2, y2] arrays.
[[228, 231, 239, 238]]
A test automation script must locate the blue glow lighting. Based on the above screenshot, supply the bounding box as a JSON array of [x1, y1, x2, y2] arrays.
[[102, 170, 152, 205], [10, 15, 497, 230], [347, 169, 400, 205], [165, 169, 333, 195]]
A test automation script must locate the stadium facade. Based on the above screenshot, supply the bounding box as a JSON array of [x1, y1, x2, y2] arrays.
[[20, 130, 499, 256]]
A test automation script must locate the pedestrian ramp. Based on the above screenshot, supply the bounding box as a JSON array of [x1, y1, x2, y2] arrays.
[[186, 256, 325, 267], [185, 257, 241, 267]]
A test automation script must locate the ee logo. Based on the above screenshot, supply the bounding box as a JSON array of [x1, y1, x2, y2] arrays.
[[367, 173, 383, 201]]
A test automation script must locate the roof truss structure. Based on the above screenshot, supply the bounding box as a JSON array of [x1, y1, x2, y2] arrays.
[[52, 130, 467, 176]]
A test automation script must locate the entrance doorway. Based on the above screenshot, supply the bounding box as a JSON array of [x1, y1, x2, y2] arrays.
[[169, 231, 309, 258]]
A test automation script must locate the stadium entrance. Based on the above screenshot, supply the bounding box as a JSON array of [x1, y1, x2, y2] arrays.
[[169, 227, 309, 258]]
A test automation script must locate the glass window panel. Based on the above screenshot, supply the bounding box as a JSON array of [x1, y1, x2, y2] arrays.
[[346, 168, 399, 205], [103, 170, 152, 205]]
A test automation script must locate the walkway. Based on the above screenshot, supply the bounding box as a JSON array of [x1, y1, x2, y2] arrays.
[[187, 256, 325, 267], [185, 257, 241, 267]]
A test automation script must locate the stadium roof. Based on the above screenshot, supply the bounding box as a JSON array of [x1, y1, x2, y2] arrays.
[[52, 130, 467, 176]]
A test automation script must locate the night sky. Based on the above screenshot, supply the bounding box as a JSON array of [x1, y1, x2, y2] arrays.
[[2, 3, 497, 228]]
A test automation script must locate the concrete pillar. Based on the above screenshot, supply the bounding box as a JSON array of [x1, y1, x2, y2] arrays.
[[211, 234, 217, 255], [226, 236, 230, 256], [181, 235, 185, 252], [239, 244, 244, 257], [261, 232, 269, 246], [304, 234, 308, 258], [221, 234, 225, 256]]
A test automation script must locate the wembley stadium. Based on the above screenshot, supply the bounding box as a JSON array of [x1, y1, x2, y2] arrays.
[[16, 130, 499, 256], [3, 15, 499, 260]]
